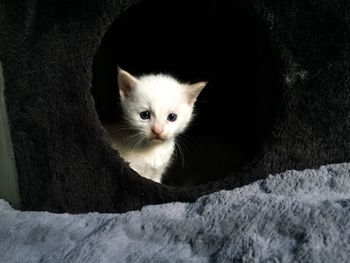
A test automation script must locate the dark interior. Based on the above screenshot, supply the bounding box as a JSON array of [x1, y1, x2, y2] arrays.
[[92, 0, 282, 186]]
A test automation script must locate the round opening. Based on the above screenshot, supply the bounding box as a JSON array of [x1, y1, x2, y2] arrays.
[[92, 0, 282, 186]]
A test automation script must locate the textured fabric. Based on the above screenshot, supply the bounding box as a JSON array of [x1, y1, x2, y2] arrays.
[[1, 163, 350, 262]]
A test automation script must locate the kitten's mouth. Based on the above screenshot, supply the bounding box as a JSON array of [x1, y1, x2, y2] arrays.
[[150, 136, 166, 142]]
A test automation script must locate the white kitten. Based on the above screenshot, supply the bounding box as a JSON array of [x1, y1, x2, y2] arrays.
[[105, 68, 206, 183]]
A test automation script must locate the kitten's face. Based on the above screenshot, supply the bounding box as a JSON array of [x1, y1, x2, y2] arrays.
[[118, 68, 206, 145]]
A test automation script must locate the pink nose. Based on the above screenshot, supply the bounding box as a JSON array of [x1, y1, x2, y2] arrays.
[[151, 124, 164, 136]]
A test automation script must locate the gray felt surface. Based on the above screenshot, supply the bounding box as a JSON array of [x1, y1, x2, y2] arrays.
[[1, 163, 350, 262]]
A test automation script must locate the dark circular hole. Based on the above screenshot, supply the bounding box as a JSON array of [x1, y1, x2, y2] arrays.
[[92, 0, 283, 186]]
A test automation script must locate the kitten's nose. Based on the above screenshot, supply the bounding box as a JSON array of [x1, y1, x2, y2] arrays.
[[151, 124, 164, 137]]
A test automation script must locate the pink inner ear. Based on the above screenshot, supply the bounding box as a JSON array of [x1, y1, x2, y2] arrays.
[[118, 69, 139, 98], [119, 78, 132, 98], [188, 81, 207, 104]]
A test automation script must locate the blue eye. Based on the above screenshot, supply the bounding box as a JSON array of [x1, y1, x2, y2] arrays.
[[140, 111, 150, 120], [167, 113, 177, 122]]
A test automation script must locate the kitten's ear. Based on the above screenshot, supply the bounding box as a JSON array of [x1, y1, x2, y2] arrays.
[[117, 67, 139, 99], [187, 81, 207, 105]]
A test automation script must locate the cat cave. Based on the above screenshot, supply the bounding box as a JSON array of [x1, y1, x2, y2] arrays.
[[0, 0, 349, 213]]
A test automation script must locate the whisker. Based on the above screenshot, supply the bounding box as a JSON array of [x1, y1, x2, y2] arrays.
[[177, 134, 195, 149], [174, 137, 185, 168], [122, 132, 145, 148], [132, 134, 146, 149], [176, 135, 195, 158]]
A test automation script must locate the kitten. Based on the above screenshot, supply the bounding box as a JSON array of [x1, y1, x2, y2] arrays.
[[105, 68, 206, 183]]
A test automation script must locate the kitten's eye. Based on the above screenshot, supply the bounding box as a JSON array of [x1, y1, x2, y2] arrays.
[[140, 111, 150, 120], [167, 113, 177, 122]]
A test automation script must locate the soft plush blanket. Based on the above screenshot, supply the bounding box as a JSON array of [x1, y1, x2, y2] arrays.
[[1, 163, 350, 262]]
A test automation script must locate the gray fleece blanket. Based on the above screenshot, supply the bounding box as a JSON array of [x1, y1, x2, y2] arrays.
[[1, 163, 350, 262]]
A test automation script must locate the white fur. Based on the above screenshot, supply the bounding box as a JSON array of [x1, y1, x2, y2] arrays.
[[105, 69, 206, 183]]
